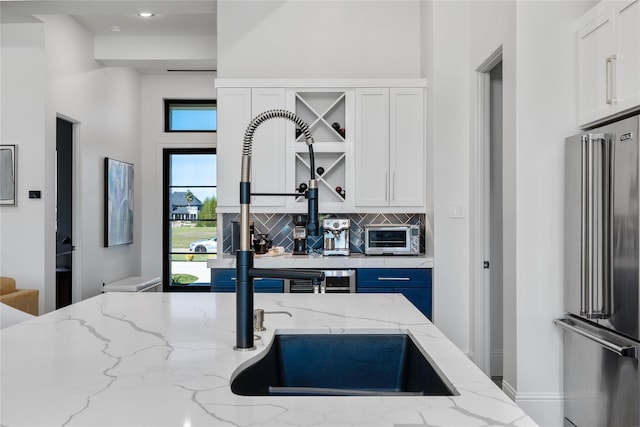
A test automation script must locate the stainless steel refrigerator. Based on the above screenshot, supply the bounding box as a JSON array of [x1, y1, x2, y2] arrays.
[[555, 114, 640, 427]]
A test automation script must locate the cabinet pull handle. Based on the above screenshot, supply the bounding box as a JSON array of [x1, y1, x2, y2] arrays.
[[392, 172, 396, 201], [378, 277, 411, 281], [611, 54, 617, 104], [231, 278, 263, 281], [385, 171, 389, 202], [606, 56, 613, 105]]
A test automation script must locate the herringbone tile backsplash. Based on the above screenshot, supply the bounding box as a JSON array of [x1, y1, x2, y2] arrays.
[[222, 213, 425, 254]]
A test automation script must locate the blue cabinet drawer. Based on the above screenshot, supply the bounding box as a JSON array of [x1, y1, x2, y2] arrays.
[[357, 268, 432, 288], [357, 268, 432, 320], [211, 269, 283, 293]]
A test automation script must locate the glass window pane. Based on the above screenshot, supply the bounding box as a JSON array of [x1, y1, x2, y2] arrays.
[[169, 188, 216, 218], [171, 108, 216, 131], [165, 148, 217, 291], [169, 256, 212, 287], [165, 100, 216, 132], [169, 220, 217, 253], [170, 154, 216, 187]]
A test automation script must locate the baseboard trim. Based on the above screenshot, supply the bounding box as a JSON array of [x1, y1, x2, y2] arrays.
[[501, 379, 517, 401], [502, 380, 564, 427]]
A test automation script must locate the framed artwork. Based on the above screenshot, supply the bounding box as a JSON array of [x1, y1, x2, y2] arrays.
[[0, 145, 17, 206], [104, 157, 134, 247]]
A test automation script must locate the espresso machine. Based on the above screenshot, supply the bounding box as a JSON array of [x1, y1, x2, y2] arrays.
[[292, 214, 307, 255], [322, 218, 350, 256]]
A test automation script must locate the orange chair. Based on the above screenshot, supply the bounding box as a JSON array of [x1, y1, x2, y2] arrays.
[[0, 276, 38, 316]]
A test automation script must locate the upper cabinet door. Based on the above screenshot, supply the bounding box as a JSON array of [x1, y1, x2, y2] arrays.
[[355, 88, 426, 210], [355, 88, 390, 207], [216, 88, 251, 208], [614, 0, 640, 114], [390, 88, 425, 207], [250, 88, 287, 207], [578, 0, 640, 127], [578, 8, 615, 126]]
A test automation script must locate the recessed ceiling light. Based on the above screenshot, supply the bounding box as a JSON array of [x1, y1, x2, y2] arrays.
[[138, 12, 154, 18], [110, 25, 121, 32]]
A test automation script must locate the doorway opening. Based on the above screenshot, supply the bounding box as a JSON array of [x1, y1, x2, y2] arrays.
[[488, 62, 504, 383], [473, 48, 504, 384], [56, 117, 74, 309]]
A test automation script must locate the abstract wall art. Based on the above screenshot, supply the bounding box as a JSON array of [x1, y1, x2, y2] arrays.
[[0, 145, 17, 206], [104, 157, 134, 247]]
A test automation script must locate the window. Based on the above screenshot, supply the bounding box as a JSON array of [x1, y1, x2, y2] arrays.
[[164, 99, 217, 132], [163, 148, 217, 291]]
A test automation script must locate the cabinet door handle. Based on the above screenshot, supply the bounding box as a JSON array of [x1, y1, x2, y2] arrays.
[[392, 172, 396, 202], [611, 54, 617, 104], [605, 56, 611, 105], [385, 171, 389, 202], [231, 277, 263, 281], [606, 56, 613, 105], [378, 277, 411, 281]]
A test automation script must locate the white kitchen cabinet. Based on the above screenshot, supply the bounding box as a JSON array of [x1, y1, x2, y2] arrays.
[[216, 87, 251, 208], [216, 87, 287, 209], [578, 0, 640, 127], [216, 79, 427, 214], [614, 0, 640, 115], [355, 88, 425, 209], [286, 89, 354, 213], [250, 88, 287, 207], [354, 88, 389, 206]]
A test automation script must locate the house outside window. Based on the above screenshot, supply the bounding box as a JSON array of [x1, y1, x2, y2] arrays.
[[170, 191, 203, 220]]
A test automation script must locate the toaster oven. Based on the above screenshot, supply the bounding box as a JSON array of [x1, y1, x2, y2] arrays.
[[364, 224, 421, 255]]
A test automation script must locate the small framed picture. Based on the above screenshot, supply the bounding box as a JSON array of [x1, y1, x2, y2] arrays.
[[0, 145, 17, 206], [104, 157, 134, 247]]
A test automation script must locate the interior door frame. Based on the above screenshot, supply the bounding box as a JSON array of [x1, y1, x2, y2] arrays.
[[471, 47, 503, 376], [56, 113, 81, 304]]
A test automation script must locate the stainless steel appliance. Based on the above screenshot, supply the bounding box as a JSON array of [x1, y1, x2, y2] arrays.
[[323, 218, 350, 256], [364, 224, 420, 256], [555, 114, 640, 427], [285, 269, 356, 293]]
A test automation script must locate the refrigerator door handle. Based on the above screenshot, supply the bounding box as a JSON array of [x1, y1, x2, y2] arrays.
[[580, 135, 590, 316], [554, 318, 639, 359], [603, 134, 614, 318], [582, 133, 614, 319]]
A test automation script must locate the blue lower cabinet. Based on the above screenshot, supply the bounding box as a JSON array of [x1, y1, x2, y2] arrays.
[[211, 268, 284, 293], [356, 268, 432, 320]]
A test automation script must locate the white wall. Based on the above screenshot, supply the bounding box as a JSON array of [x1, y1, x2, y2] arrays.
[[0, 23, 48, 313], [468, 0, 518, 395], [420, 1, 435, 257], [513, 3, 594, 425], [1, 16, 142, 311], [139, 74, 216, 279], [430, 1, 596, 425], [217, 0, 421, 79]]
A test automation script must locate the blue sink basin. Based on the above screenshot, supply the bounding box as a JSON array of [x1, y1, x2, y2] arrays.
[[231, 333, 456, 396]]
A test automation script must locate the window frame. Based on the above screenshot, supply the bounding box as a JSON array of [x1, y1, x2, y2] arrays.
[[164, 99, 217, 133], [163, 147, 217, 292]]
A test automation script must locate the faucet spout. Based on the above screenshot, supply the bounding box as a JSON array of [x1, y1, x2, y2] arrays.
[[235, 109, 321, 351]]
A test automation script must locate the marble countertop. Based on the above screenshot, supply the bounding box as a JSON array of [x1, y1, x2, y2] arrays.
[[207, 253, 434, 269], [0, 293, 536, 427]]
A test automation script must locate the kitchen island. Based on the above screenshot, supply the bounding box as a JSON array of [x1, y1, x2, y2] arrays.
[[0, 292, 536, 426]]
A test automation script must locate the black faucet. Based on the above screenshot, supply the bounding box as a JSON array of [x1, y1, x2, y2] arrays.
[[235, 109, 324, 351]]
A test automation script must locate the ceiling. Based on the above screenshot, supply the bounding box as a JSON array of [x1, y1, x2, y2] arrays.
[[0, 1, 217, 73]]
